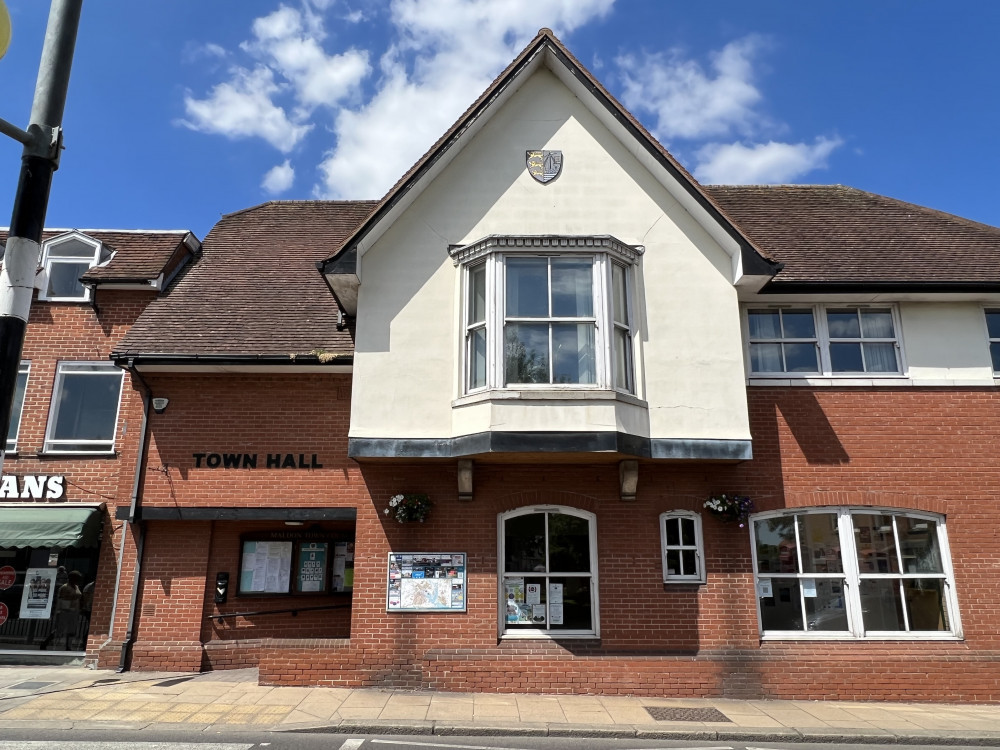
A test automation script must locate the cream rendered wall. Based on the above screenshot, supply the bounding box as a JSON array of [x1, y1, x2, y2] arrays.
[[900, 302, 995, 383], [351, 67, 750, 441]]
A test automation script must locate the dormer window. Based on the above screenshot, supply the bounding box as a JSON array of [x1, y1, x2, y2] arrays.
[[453, 236, 641, 395], [39, 233, 103, 302]]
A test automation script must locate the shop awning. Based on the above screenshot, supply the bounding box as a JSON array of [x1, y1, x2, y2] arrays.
[[0, 505, 104, 549]]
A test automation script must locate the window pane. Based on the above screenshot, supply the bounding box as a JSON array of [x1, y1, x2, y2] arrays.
[[897, 517, 942, 574], [783, 343, 819, 372], [987, 310, 1000, 338], [550, 258, 593, 317], [552, 323, 595, 384], [52, 370, 121, 443], [760, 578, 803, 631], [827, 309, 861, 338], [504, 513, 546, 572], [549, 576, 592, 631], [754, 516, 798, 574], [469, 264, 486, 324], [863, 342, 898, 372], [861, 309, 895, 337], [905, 579, 949, 631], [830, 342, 863, 372], [548, 513, 590, 572], [853, 514, 900, 574], [748, 310, 781, 339], [805, 579, 849, 631], [49, 238, 96, 258], [782, 309, 816, 338], [611, 263, 628, 325], [749, 342, 783, 373], [46, 261, 89, 298], [859, 579, 905, 631], [613, 327, 632, 391], [991, 342, 1000, 372], [6, 366, 28, 451], [504, 324, 549, 384], [681, 549, 697, 576], [680, 518, 695, 546], [469, 327, 487, 390], [665, 518, 679, 546], [504, 575, 546, 628], [505, 257, 548, 318], [797, 513, 842, 574], [666, 549, 680, 576]]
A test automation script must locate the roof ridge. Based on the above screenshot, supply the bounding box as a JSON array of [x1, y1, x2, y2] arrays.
[[219, 199, 379, 221]]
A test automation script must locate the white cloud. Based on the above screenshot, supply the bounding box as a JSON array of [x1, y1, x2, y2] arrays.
[[180, 66, 312, 152], [262, 159, 296, 193], [617, 36, 765, 142], [694, 137, 843, 184]]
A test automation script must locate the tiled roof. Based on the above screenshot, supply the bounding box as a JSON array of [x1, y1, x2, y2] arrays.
[[0, 229, 196, 282], [113, 201, 377, 360], [706, 185, 1000, 285]]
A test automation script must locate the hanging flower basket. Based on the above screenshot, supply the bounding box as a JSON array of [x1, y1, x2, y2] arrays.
[[385, 493, 432, 523], [703, 493, 754, 527]]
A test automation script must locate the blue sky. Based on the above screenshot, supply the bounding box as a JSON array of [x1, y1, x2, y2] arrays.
[[0, 0, 997, 241]]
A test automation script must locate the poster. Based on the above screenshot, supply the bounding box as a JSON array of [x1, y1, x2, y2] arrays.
[[333, 541, 354, 591], [387, 552, 466, 612], [548, 583, 563, 625], [802, 578, 817, 598], [240, 541, 292, 593], [19, 567, 57, 620], [297, 542, 327, 593], [505, 577, 533, 624], [526, 583, 541, 605]]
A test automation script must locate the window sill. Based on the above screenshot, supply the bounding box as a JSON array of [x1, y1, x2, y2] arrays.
[[37, 450, 118, 459], [500, 631, 599, 640], [760, 633, 963, 642], [453, 388, 647, 408]]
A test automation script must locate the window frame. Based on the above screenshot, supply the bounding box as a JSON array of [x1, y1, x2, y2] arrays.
[[745, 304, 904, 378], [43, 361, 125, 454], [750, 507, 962, 641], [497, 505, 600, 639], [984, 308, 1000, 375], [659, 510, 706, 584], [5, 361, 30, 453], [457, 237, 640, 396], [38, 233, 102, 303]]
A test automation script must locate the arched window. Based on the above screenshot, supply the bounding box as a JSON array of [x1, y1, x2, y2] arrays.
[[498, 506, 598, 637]]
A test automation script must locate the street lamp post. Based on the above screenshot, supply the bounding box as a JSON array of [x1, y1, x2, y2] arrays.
[[0, 0, 83, 477]]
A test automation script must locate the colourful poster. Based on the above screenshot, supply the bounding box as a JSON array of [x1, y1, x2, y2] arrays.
[[298, 542, 327, 593]]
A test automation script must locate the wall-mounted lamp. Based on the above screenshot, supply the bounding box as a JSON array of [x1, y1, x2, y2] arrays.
[[284, 521, 305, 527], [151, 397, 169, 414]]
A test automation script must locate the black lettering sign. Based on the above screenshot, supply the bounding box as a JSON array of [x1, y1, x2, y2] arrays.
[[191, 452, 323, 469]]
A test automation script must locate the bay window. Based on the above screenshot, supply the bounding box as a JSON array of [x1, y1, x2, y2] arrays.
[[751, 508, 960, 639]]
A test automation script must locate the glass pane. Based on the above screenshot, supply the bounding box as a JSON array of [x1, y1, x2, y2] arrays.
[[548, 513, 590, 573], [754, 516, 798, 574], [863, 342, 898, 372], [783, 342, 819, 372], [987, 311, 1000, 339], [748, 310, 781, 339], [861, 309, 895, 337], [749, 342, 783, 373], [468, 327, 487, 390], [905, 579, 949, 631], [611, 263, 628, 325], [830, 342, 863, 372], [782, 309, 816, 338], [613, 327, 631, 391], [504, 575, 545, 628], [805, 578, 849, 631], [666, 549, 680, 576], [853, 514, 900, 574], [49, 238, 95, 258], [827, 309, 861, 338], [759, 578, 803, 631], [504, 324, 549, 384], [46, 261, 89, 298], [469, 264, 486, 324], [549, 576, 592, 631], [859, 579, 905, 631], [552, 323, 595, 384], [504, 513, 546, 572], [52, 372, 121, 442], [681, 549, 697, 577], [550, 258, 593, 317], [797, 513, 842, 574], [6, 368, 27, 450], [665, 518, 679, 546], [680, 518, 695, 546], [991, 342, 1000, 373], [897, 516, 942, 573], [505, 257, 548, 318]]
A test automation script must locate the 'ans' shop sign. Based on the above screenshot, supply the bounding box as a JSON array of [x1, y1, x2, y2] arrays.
[[0, 475, 66, 500]]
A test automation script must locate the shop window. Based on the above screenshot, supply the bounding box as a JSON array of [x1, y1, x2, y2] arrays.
[[5, 361, 29, 453], [751, 508, 961, 639], [499, 506, 598, 637], [44, 362, 124, 454], [38, 233, 102, 302], [746, 305, 901, 376], [660, 510, 705, 583], [238, 531, 354, 596], [985, 308, 1000, 373]]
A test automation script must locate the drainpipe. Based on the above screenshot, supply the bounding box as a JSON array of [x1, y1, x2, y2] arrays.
[[116, 360, 152, 672]]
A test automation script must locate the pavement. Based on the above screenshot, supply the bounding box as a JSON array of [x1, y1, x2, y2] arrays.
[[2, 665, 1000, 745]]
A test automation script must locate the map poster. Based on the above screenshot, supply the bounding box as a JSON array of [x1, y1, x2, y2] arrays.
[[387, 552, 467, 613]]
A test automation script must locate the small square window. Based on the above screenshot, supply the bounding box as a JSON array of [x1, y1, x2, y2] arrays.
[[39, 235, 102, 302], [44, 362, 124, 453], [660, 511, 705, 583]]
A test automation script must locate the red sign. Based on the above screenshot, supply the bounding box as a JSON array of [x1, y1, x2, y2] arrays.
[[0, 566, 14, 590], [0, 602, 7, 626]]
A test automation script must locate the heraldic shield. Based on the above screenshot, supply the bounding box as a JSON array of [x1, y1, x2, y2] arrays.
[[526, 150, 563, 184]]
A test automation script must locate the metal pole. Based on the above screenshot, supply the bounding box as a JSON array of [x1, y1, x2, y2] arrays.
[[0, 0, 83, 477]]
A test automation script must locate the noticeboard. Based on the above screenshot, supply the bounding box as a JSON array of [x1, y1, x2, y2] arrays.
[[386, 552, 466, 613]]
